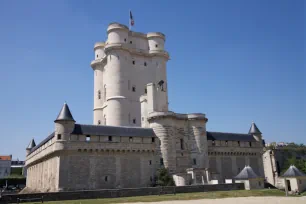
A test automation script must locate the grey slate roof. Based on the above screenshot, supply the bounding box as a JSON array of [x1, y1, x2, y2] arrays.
[[207, 131, 256, 142], [28, 132, 55, 155], [54, 103, 75, 122], [27, 139, 36, 149], [234, 166, 262, 180], [248, 122, 262, 134], [71, 124, 156, 137], [281, 165, 306, 178]]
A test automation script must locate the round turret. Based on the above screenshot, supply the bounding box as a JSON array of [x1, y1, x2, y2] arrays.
[[94, 42, 105, 60], [147, 32, 166, 51], [107, 23, 129, 44]]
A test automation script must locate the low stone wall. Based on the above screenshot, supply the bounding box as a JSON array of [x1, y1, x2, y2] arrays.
[[0, 183, 244, 203]]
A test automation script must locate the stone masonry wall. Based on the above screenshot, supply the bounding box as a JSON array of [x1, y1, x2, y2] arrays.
[[1, 184, 244, 203], [57, 151, 157, 191]]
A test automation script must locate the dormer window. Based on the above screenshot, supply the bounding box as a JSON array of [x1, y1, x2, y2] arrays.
[[225, 140, 228, 146], [212, 140, 215, 146], [238, 141, 240, 146], [152, 137, 155, 143], [86, 135, 91, 142], [129, 137, 133, 142]]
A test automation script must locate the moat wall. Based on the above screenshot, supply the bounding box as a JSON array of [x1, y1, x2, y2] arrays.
[[0, 183, 244, 203]]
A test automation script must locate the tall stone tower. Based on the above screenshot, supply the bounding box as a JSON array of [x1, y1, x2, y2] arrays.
[[91, 23, 169, 126]]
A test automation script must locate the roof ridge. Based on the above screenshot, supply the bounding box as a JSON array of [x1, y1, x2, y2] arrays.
[[207, 131, 251, 135], [75, 123, 153, 130]]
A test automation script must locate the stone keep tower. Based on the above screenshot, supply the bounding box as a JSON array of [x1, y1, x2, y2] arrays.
[[91, 23, 169, 126]]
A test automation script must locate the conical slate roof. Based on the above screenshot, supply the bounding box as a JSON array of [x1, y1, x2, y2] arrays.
[[27, 139, 36, 149], [248, 122, 262, 134], [281, 165, 306, 178], [54, 103, 75, 122], [234, 166, 262, 180]]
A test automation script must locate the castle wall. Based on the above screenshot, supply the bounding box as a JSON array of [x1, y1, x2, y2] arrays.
[[57, 151, 156, 191], [26, 155, 59, 192]]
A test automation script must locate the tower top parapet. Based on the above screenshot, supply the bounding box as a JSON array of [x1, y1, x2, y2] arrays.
[[147, 32, 166, 41], [94, 42, 105, 50], [107, 22, 129, 33]]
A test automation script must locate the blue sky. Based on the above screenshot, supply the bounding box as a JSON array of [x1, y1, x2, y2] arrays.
[[0, 0, 304, 160]]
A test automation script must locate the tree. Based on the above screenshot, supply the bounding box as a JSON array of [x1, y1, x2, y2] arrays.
[[281, 157, 306, 175], [154, 168, 175, 187]]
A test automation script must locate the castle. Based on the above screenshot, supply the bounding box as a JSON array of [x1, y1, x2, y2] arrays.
[[24, 23, 264, 192]]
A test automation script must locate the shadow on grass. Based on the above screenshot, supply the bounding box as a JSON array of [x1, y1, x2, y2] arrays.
[[28, 189, 301, 204]]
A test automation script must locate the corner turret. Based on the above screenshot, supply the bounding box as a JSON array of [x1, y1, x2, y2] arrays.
[[249, 122, 262, 144], [54, 103, 75, 141], [26, 139, 36, 155]]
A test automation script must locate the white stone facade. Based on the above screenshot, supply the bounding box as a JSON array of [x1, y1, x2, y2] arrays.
[[24, 23, 264, 192], [91, 23, 168, 127]]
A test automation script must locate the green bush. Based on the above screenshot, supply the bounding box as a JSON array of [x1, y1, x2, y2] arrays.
[[154, 167, 175, 186]]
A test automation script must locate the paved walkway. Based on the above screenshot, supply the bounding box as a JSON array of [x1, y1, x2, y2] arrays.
[[126, 196, 306, 204]]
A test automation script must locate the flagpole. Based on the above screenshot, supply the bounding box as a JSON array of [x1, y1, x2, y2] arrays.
[[129, 10, 131, 31]]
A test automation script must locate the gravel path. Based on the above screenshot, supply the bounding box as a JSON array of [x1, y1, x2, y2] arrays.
[[125, 196, 306, 204]]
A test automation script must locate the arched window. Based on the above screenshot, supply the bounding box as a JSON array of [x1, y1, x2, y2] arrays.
[[98, 90, 101, 99]]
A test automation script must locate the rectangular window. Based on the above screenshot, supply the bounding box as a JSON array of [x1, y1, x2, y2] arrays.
[[193, 158, 197, 165], [108, 136, 112, 141], [57, 134, 62, 140], [149, 160, 152, 165], [86, 135, 91, 142], [132, 86, 136, 92], [249, 142, 252, 147], [160, 158, 164, 166], [238, 141, 240, 146], [152, 137, 155, 143], [180, 139, 184, 150]]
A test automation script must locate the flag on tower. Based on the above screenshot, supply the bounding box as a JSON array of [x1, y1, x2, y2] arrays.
[[130, 11, 134, 27]]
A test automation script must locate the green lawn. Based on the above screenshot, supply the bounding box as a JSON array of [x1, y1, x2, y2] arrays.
[[27, 189, 296, 204]]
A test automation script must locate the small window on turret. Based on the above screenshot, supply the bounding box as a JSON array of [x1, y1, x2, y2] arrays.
[[98, 120, 101, 125], [149, 160, 152, 165], [144, 88, 147, 94], [132, 86, 136, 92], [57, 134, 61, 140], [144, 62, 147, 66], [96, 54, 98, 58], [193, 158, 197, 165], [105, 176, 108, 182], [132, 60, 135, 65], [133, 119, 136, 124], [86, 135, 91, 142], [98, 90, 101, 99]]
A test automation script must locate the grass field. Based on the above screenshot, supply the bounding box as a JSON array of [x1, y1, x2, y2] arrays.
[[26, 189, 305, 204]]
